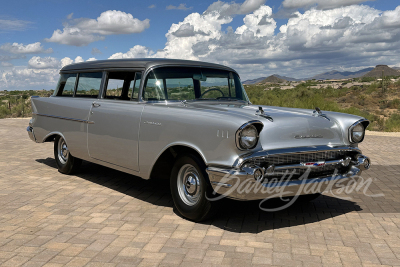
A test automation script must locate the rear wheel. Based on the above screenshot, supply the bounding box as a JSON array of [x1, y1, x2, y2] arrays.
[[54, 136, 82, 174], [170, 154, 216, 221]]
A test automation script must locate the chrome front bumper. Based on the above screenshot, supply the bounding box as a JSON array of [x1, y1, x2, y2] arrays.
[[27, 126, 37, 142], [206, 148, 371, 201]]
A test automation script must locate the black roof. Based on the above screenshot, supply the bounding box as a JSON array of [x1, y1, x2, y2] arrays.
[[60, 58, 236, 73]]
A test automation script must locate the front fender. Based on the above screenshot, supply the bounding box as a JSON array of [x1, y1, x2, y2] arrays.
[[322, 111, 369, 145]]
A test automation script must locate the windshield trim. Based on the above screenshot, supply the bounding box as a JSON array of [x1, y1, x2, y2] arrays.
[[140, 64, 241, 102]]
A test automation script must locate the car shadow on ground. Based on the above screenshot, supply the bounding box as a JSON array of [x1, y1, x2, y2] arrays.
[[37, 157, 365, 234]]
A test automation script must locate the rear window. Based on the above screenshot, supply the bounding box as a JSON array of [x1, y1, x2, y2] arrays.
[[55, 73, 77, 96], [75, 72, 103, 98]]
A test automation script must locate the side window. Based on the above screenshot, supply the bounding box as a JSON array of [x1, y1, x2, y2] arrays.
[[200, 77, 230, 99], [144, 76, 166, 101], [75, 72, 103, 98], [104, 72, 136, 100], [55, 73, 77, 96], [166, 78, 195, 100]]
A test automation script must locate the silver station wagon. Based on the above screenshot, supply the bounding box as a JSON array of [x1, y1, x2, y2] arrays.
[[27, 59, 371, 221]]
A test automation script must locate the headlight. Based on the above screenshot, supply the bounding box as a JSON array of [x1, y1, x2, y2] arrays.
[[236, 121, 262, 150], [349, 120, 367, 143]]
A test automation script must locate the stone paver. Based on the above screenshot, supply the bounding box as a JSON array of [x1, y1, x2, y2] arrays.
[[0, 118, 400, 266]]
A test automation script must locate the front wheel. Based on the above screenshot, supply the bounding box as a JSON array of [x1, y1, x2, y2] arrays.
[[170, 154, 216, 222], [54, 136, 82, 174]]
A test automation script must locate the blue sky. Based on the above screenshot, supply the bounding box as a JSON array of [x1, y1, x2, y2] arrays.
[[1, 0, 400, 90]]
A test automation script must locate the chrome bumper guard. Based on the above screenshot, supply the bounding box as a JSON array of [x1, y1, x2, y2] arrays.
[[27, 126, 37, 142], [206, 149, 371, 201]]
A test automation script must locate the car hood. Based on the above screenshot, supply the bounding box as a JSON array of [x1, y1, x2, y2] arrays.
[[185, 101, 347, 150]]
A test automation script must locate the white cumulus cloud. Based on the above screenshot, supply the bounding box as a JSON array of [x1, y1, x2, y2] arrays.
[[45, 10, 150, 46], [235, 5, 275, 37], [0, 68, 59, 90], [205, 0, 266, 17], [109, 45, 155, 59], [60, 56, 93, 67], [282, 0, 373, 10], [0, 42, 53, 54], [28, 56, 60, 69]]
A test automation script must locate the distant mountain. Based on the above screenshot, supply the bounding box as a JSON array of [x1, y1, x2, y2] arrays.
[[363, 65, 400, 77], [309, 68, 374, 80], [242, 74, 299, 84], [242, 77, 267, 84], [261, 75, 286, 83], [273, 74, 301, 82], [242, 65, 400, 85]]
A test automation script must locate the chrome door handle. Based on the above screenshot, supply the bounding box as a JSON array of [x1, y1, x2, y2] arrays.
[[92, 103, 101, 107]]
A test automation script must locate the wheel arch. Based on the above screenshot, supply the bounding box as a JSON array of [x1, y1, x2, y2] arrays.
[[43, 131, 67, 143], [149, 143, 208, 180]]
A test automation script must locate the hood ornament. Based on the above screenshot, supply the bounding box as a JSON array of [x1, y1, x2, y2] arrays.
[[313, 107, 330, 121], [256, 106, 273, 122]]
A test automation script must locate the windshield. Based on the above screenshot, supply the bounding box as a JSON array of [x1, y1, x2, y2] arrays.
[[143, 67, 249, 102]]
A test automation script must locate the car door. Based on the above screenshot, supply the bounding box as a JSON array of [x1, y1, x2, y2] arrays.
[[87, 71, 144, 171]]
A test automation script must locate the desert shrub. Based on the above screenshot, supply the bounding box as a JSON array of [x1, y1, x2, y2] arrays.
[[0, 106, 10, 119], [358, 95, 366, 106], [366, 83, 379, 94], [388, 99, 400, 109], [361, 77, 376, 82], [369, 117, 385, 131], [385, 113, 400, 132]]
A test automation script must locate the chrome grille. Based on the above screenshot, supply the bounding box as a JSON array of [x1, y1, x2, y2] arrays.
[[249, 150, 346, 167], [268, 151, 346, 165]]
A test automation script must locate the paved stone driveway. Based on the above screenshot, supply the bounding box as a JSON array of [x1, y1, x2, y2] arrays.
[[0, 118, 399, 267]]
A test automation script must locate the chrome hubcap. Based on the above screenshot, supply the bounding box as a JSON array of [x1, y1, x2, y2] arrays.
[[177, 164, 201, 206], [57, 137, 69, 164]]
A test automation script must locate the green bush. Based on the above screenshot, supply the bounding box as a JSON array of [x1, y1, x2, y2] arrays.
[[385, 113, 400, 132], [388, 99, 400, 109], [366, 83, 378, 94], [0, 106, 10, 119], [361, 77, 376, 82]]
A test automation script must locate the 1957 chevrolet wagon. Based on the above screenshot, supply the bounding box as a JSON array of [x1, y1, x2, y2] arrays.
[[27, 59, 371, 221]]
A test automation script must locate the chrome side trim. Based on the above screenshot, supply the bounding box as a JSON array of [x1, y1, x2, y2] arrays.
[[33, 112, 94, 124], [234, 145, 361, 168], [210, 181, 233, 188]]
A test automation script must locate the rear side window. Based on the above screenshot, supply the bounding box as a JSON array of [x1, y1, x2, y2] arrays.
[[75, 72, 103, 98], [55, 73, 77, 96], [104, 71, 142, 101]]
